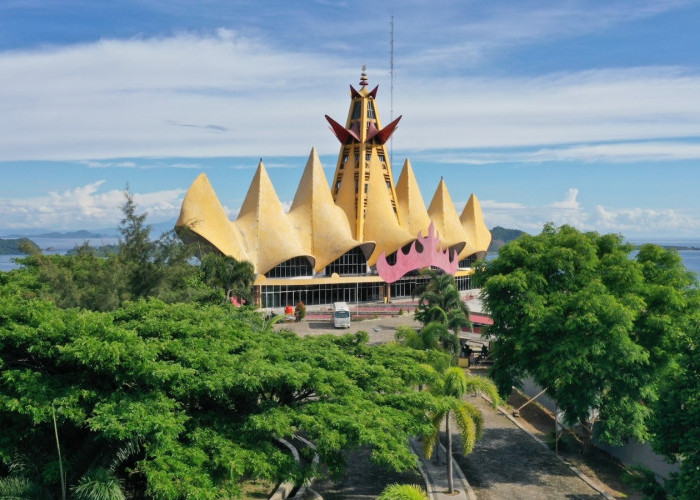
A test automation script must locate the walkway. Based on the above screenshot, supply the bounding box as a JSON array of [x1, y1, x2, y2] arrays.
[[410, 438, 472, 500], [455, 395, 604, 499]]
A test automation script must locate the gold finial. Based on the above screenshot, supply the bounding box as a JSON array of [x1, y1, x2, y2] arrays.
[[360, 65, 368, 86]]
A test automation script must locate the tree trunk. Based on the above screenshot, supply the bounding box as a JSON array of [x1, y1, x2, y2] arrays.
[[580, 419, 595, 456], [446, 412, 454, 494]]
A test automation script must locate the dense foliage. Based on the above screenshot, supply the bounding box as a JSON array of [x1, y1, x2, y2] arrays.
[[0, 193, 448, 497], [0, 282, 443, 498], [650, 288, 700, 499], [9, 194, 226, 311], [476, 224, 698, 453]]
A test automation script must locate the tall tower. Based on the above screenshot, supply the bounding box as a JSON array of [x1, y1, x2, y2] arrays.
[[326, 68, 403, 242]]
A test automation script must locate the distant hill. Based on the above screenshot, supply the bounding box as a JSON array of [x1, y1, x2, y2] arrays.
[[1, 230, 106, 239], [0, 219, 177, 240], [35, 230, 105, 239], [488, 226, 527, 253], [0, 238, 40, 255]]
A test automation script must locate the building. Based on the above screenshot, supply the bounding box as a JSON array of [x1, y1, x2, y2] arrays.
[[176, 69, 491, 308]]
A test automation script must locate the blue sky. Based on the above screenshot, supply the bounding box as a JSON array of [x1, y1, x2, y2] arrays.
[[1, 0, 700, 239]]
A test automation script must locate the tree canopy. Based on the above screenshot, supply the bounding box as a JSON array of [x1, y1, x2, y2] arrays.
[[0, 281, 442, 498], [649, 287, 700, 499], [9, 193, 225, 311], [476, 224, 697, 450]]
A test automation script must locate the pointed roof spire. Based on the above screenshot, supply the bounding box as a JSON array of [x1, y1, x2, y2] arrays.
[[427, 178, 468, 256], [288, 148, 374, 270], [395, 159, 431, 237], [360, 65, 368, 86], [236, 160, 313, 274], [175, 173, 249, 263], [459, 193, 491, 259]]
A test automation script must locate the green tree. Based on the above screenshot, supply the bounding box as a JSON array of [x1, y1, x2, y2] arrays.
[[476, 224, 697, 452], [649, 289, 700, 499], [200, 252, 255, 304], [0, 284, 441, 498], [413, 270, 471, 355], [423, 367, 498, 494], [9, 193, 216, 311], [415, 270, 471, 333], [118, 190, 168, 299], [12, 243, 126, 311]]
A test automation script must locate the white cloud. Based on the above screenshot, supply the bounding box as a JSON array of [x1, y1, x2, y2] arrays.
[[0, 30, 352, 162], [481, 188, 700, 237], [0, 29, 699, 163], [0, 181, 185, 230], [424, 140, 700, 165], [594, 205, 700, 234], [80, 160, 138, 168], [395, 67, 700, 153], [550, 188, 580, 210], [480, 200, 527, 210]]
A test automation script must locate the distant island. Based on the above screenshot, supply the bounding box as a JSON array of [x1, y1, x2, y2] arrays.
[[34, 230, 105, 239], [651, 244, 700, 251], [0, 238, 40, 255]]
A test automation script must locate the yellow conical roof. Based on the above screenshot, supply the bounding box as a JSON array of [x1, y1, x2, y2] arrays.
[[235, 160, 313, 274], [459, 193, 491, 259], [395, 159, 432, 238], [427, 178, 468, 256], [175, 173, 249, 262], [288, 148, 374, 271], [364, 150, 415, 265]]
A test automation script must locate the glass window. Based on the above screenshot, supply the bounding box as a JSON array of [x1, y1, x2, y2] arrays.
[[325, 247, 368, 276], [265, 256, 313, 278], [367, 101, 376, 119], [352, 102, 361, 119]]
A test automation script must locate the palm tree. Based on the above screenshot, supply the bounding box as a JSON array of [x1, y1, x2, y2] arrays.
[[71, 468, 125, 500], [424, 367, 499, 494], [414, 270, 471, 355], [201, 253, 255, 303]]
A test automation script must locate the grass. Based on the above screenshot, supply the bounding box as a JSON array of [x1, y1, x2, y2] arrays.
[[240, 478, 276, 499]]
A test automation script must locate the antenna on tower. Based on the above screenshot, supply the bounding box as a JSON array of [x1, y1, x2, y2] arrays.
[[389, 15, 395, 165]]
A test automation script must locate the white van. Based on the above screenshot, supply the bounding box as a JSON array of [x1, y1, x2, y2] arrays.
[[331, 302, 351, 328]]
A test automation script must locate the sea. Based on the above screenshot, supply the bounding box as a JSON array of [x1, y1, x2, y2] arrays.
[[1, 236, 699, 279]]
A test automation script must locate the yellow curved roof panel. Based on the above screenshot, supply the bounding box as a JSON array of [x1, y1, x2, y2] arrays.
[[363, 150, 415, 266], [175, 173, 249, 262], [427, 178, 468, 257], [288, 148, 375, 271], [459, 193, 492, 259], [235, 161, 314, 275], [395, 159, 432, 238]]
